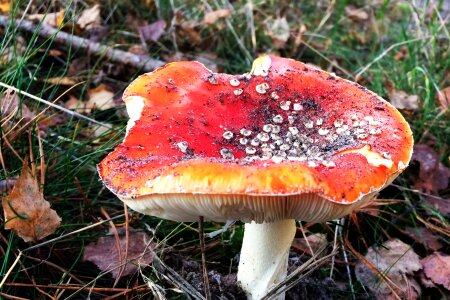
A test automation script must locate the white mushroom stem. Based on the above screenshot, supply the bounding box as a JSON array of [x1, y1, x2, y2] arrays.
[[237, 219, 296, 300]]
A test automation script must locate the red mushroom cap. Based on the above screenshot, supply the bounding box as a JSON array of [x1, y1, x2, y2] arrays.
[[98, 55, 413, 222]]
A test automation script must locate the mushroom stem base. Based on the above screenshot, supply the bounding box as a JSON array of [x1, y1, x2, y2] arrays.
[[237, 219, 296, 300]]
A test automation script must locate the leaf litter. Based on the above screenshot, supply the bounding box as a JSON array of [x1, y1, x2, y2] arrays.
[[138, 19, 167, 43], [66, 84, 116, 113], [410, 144, 450, 194], [2, 163, 61, 242], [203, 9, 232, 25], [76, 4, 101, 30], [388, 88, 420, 111], [1, 88, 35, 129], [421, 252, 450, 290], [405, 226, 442, 251], [1, 1, 449, 298], [83, 227, 154, 279], [355, 238, 422, 299]]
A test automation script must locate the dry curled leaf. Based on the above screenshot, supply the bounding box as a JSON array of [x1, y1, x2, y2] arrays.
[[265, 17, 290, 49], [1, 88, 35, 137], [87, 84, 115, 111], [66, 85, 115, 113], [203, 9, 232, 25], [355, 238, 422, 299], [138, 19, 166, 43], [77, 4, 101, 30], [436, 86, 450, 112], [388, 89, 419, 111], [411, 144, 450, 194], [1, 88, 34, 121], [83, 228, 154, 278], [28, 10, 65, 28], [2, 164, 61, 242], [421, 252, 450, 290], [405, 226, 442, 251], [345, 5, 369, 21], [0, 36, 27, 66], [175, 11, 201, 45]]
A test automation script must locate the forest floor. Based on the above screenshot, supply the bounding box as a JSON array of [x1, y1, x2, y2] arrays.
[[0, 1, 449, 299]]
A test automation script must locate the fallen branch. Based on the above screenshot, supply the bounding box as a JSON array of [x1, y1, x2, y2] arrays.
[[0, 16, 165, 72]]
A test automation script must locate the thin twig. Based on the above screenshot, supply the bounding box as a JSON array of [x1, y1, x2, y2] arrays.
[[0, 251, 23, 289], [21, 214, 124, 252], [390, 183, 448, 201], [123, 204, 130, 287], [329, 219, 339, 278], [198, 216, 211, 300], [152, 253, 206, 300], [22, 254, 84, 284], [0, 81, 111, 129], [298, 221, 315, 259], [100, 207, 124, 287], [261, 245, 335, 300], [338, 218, 355, 300], [0, 16, 165, 72], [0, 292, 29, 300], [3, 282, 148, 293]]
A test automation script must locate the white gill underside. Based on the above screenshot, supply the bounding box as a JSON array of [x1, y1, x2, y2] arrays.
[[122, 192, 376, 223]]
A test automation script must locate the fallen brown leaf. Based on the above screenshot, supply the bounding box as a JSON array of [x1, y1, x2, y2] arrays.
[[0, 0, 11, 13], [66, 85, 116, 113], [1, 88, 34, 121], [28, 10, 65, 28], [0, 36, 27, 66], [2, 164, 61, 242], [355, 238, 422, 299], [265, 17, 290, 49], [65, 95, 84, 112], [77, 4, 101, 30], [83, 228, 154, 278], [292, 233, 327, 256], [180, 21, 201, 45], [203, 9, 231, 25], [387, 89, 419, 111], [405, 227, 442, 251], [426, 197, 450, 215], [1, 88, 35, 136], [175, 11, 201, 45], [421, 252, 450, 290], [138, 19, 166, 43], [411, 144, 450, 194], [87, 84, 115, 111], [345, 5, 369, 22], [436, 86, 450, 112]]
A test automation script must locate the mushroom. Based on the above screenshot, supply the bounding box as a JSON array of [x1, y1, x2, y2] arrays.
[[98, 55, 413, 299]]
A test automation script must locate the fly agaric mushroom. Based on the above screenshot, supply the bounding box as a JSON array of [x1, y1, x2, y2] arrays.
[[98, 55, 413, 299]]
